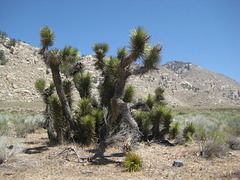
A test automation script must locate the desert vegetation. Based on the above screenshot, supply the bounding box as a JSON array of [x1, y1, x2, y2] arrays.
[[0, 27, 240, 179]]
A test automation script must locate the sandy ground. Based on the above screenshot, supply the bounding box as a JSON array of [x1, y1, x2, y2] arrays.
[[0, 130, 240, 180]]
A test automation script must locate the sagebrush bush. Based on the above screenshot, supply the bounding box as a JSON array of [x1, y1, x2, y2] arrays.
[[0, 136, 23, 164], [195, 126, 228, 158], [124, 152, 143, 172]]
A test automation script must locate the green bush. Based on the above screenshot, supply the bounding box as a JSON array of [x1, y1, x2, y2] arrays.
[[124, 153, 143, 172], [169, 122, 181, 139], [183, 122, 196, 140], [8, 38, 16, 47], [35, 78, 46, 94], [195, 126, 227, 158]]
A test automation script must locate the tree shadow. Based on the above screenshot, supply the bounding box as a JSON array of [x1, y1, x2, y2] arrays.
[[23, 146, 49, 154], [87, 149, 125, 166]]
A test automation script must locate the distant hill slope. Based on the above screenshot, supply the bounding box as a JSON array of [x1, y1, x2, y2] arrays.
[[0, 39, 239, 107]]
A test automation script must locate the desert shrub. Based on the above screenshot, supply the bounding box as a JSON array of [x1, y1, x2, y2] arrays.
[[135, 110, 151, 137], [169, 122, 181, 139], [124, 152, 143, 172], [35, 78, 46, 94], [183, 122, 196, 140], [195, 126, 228, 158], [0, 136, 23, 164], [0, 31, 7, 40], [8, 38, 16, 47], [15, 114, 44, 137], [0, 50, 8, 65]]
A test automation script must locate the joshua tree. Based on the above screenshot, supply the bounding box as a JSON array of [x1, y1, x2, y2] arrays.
[[93, 27, 162, 146], [39, 26, 77, 133]]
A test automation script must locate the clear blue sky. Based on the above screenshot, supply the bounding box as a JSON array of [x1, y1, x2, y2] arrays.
[[1, 0, 239, 82]]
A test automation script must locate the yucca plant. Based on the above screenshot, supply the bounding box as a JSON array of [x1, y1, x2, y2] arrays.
[[163, 109, 173, 133], [76, 98, 92, 117], [124, 152, 143, 172], [135, 111, 151, 138], [154, 87, 165, 103], [169, 122, 181, 139], [76, 115, 96, 145], [49, 95, 65, 144], [183, 122, 196, 141], [149, 105, 165, 138], [145, 94, 154, 110]]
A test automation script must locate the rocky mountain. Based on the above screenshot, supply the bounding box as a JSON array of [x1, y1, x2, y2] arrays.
[[0, 39, 239, 108]]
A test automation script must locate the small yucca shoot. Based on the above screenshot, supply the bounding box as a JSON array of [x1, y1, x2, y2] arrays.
[[183, 122, 196, 140], [169, 122, 181, 139], [124, 153, 143, 172]]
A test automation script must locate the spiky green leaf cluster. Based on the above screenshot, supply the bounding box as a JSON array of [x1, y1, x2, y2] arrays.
[[135, 111, 151, 137], [74, 72, 92, 98], [183, 122, 196, 140], [117, 47, 127, 60], [122, 85, 135, 103], [59, 46, 80, 76], [145, 94, 154, 110], [124, 153, 143, 172], [92, 108, 103, 135], [99, 56, 120, 107], [63, 80, 73, 109], [129, 26, 150, 59], [170, 122, 181, 139], [77, 115, 96, 145], [155, 87, 165, 102], [40, 26, 55, 49], [92, 43, 110, 70], [76, 98, 92, 117], [49, 95, 65, 134]]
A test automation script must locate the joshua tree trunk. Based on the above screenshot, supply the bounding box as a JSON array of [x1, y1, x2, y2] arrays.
[[49, 61, 77, 131], [45, 104, 57, 143]]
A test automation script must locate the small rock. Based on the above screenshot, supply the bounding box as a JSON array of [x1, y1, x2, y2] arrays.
[[173, 160, 183, 167]]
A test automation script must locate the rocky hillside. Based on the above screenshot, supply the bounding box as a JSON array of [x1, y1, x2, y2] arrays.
[[0, 39, 239, 108]]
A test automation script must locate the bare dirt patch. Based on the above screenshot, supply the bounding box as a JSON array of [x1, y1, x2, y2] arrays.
[[0, 131, 240, 180]]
